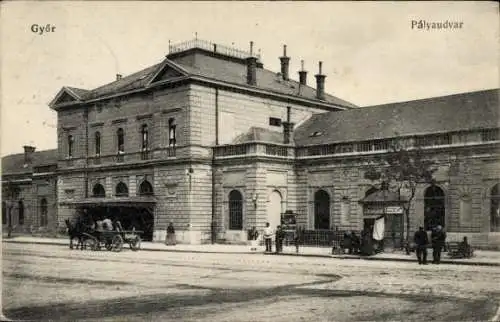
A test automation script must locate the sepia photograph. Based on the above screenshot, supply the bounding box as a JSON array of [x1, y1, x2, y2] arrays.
[[1, 1, 499, 321]]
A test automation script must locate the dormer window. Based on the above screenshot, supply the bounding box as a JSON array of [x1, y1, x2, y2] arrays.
[[269, 117, 282, 127], [310, 131, 323, 137]]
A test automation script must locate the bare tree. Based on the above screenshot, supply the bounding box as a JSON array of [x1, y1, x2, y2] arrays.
[[364, 140, 437, 254]]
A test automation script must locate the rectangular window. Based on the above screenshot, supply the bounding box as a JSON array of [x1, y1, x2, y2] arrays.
[[269, 117, 282, 127], [415, 133, 451, 147], [481, 129, 499, 142], [168, 118, 176, 147], [67, 135, 74, 158]]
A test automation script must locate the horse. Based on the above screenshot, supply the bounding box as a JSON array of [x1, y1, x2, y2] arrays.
[[65, 218, 90, 250]]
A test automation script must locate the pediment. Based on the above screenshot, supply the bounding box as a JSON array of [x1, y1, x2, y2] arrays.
[[49, 87, 84, 108], [147, 60, 188, 85]]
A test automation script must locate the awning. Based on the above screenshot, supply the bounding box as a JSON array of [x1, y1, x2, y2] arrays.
[[60, 196, 157, 207], [359, 190, 408, 205]]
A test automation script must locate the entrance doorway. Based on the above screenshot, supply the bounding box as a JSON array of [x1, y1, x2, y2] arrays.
[[314, 190, 330, 230], [268, 190, 283, 230]]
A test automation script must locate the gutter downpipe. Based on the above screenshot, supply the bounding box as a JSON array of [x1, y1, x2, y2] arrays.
[[211, 87, 219, 244]]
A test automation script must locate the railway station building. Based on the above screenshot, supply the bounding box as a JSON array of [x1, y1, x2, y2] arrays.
[[2, 39, 499, 248]]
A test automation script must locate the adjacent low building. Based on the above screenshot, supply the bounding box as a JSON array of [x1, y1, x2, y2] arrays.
[[2, 39, 499, 248]]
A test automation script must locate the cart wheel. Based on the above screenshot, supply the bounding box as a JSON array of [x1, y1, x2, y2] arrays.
[[84, 238, 97, 251], [105, 242, 113, 251], [112, 235, 124, 252], [129, 236, 141, 251]]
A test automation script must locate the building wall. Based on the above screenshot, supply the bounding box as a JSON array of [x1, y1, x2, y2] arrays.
[[295, 148, 500, 248], [189, 84, 330, 147]]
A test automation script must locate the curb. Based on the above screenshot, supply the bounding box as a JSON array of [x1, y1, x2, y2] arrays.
[[4, 239, 500, 267]]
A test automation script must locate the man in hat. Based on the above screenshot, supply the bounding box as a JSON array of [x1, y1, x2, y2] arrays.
[[414, 226, 429, 264], [431, 225, 447, 264]]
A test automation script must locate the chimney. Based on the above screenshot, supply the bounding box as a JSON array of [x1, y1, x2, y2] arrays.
[[279, 45, 290, 81], [298, 60, 307, 86], [116, 74, 122, 81], [315, 61, 326, 100], [23, 145, 36, 164], [246, 41, 257, 86]]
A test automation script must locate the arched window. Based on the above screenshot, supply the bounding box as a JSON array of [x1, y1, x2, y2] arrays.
[[2, 201, 6, 225], [424, 185, 445, 230], [92, 183, 106, 198], [18, 200, 24, 225], [228, 190, 243, 230], [141, 124, 149, 150], [490, 184, 500, 232], [116, 182, 129, 197], [139, 180, 154, 196], [67, 135, 74, 158], [95, 131, 101, 156], [168, 118, 176, 147], [117, 128, 125, 153], [314, 190, 330, 230], [40, 198, 48, 227]]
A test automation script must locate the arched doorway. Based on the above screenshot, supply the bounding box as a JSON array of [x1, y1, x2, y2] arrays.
[[490, 184, 500, 232], [228, 190, 243, 230], [314, 190, 330, 230], [424, 186, 445, 230], [267, 190, 283, 230]]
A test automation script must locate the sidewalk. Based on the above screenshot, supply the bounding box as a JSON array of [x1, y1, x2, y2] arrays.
[[3, 236, 500, 267]]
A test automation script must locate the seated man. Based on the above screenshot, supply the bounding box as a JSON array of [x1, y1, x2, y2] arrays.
[[340, 232, 352, 254], [456, 237, 474, 258]]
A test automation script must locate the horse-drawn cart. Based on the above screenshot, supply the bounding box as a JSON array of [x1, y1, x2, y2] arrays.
[[81, 229, 142, 252], [66, 218, 143, 252]]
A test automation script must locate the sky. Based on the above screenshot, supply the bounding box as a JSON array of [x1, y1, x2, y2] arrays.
[[1, 1, 498, 156]]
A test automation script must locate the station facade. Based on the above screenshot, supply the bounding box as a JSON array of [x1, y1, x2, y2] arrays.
[[2, 39, 499, 247]]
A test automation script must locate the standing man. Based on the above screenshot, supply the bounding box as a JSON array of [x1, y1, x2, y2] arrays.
[[263, 222, 273, 253], [414, 226, 429, 265], [431, 225, 446, 264]]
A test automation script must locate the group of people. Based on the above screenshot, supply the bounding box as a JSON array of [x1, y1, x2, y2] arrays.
[[250, 222, 303, 254], [413, 225, 459, 264]]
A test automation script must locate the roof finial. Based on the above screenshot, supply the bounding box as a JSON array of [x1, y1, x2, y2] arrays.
[[250, 41, 254, 56], [195, 32, 198, 40], [301, 60, 304, 71]]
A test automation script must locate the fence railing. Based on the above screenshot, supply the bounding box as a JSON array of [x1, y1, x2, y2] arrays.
[[169, 39, 261, 61]]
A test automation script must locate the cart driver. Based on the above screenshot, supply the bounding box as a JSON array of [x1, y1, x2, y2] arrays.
[[102, 218, 113, 231]]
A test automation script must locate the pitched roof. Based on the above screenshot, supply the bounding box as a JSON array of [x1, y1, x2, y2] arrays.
[[169, 51, 357, 108], [52, 47, 356, 109], [2, 149, 57, 176], [232, 127, 287, 144], [294, 89, 499, 146]]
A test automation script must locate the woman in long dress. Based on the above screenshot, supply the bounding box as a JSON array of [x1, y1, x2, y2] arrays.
[[165, 222, 176, 245]]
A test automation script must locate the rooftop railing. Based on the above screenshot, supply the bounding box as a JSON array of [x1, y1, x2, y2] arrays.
[[169, 39, 261, 61]]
